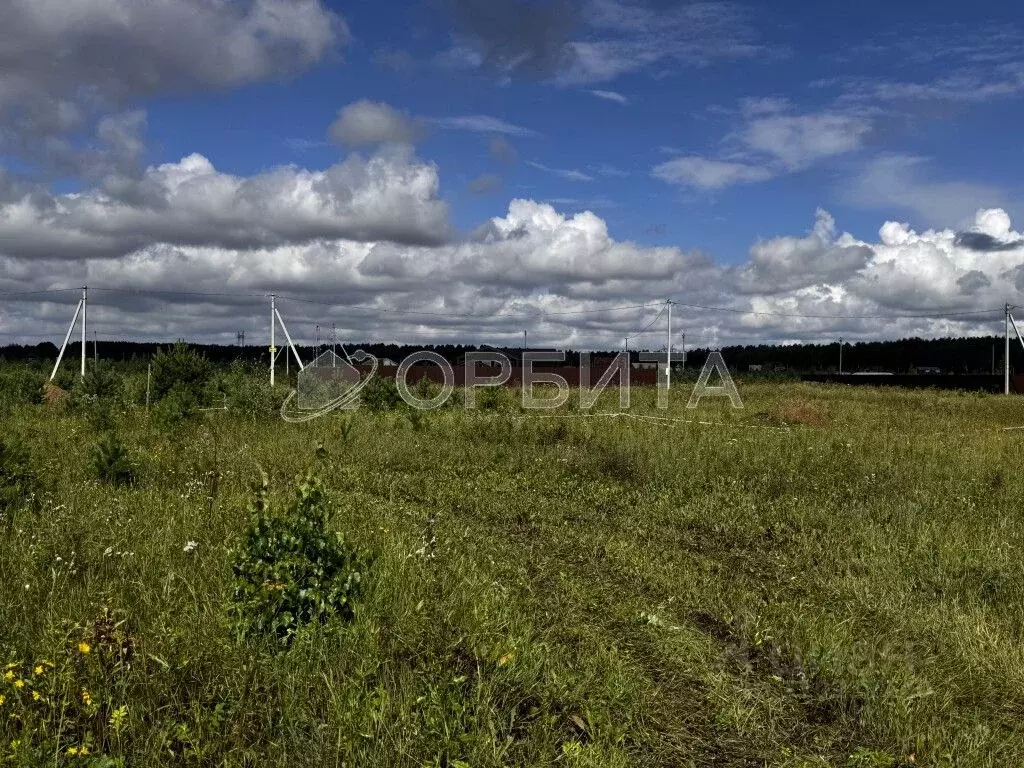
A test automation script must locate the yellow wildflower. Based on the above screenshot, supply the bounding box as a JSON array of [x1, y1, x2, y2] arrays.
[[66, 746, 79, 756], [13, 680, 24, 689], [3, 671, 13, 682], [31, 691, 41, 701], [81, 689, 92, 706], [77, 642, 91, 655], [33, 665, 43, 676], [0, 694, 5, 705]]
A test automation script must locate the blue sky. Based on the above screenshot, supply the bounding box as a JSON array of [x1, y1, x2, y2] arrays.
[[2, 0, 1024, 347], [140, 0, 1024, 257]]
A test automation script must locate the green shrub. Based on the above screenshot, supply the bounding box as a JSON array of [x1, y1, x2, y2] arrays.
[[413, 374, 437, 401], [91, 435, 135, 486], [150, 382, 201, 429], [406, 408, 427, 431], [75, 363, 120, 402], [73, 363, 122, 429], [231, 473, 370, 647], [218, 364, 289, 418], [0, 439, 36, 514], [150, 342, 213, 404], [360, 376, 402, 412], [0, 366, 44, 408], [477, 385, 517, 412], [118, 371, 148, 408]]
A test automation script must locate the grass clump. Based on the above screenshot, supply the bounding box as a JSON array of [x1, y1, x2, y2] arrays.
[[230, 472, 370, 647], [0, 439, 35, 515]]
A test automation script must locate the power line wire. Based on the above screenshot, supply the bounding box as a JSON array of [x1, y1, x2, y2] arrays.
[[0, 288, 83, 298], [626, 304, 667, 338], [90, 287, 265, 300]]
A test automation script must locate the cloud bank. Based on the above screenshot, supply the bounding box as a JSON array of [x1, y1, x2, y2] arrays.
[[1, 0, 345, 179], [0, 148, 1019, 350]]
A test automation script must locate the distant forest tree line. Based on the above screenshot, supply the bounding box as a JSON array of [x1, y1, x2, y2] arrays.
[[0, 335, 1017, 376]]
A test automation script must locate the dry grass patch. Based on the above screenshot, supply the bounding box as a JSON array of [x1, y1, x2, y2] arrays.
[[775, 398, 829, 427], [42, 382, 68, 408]]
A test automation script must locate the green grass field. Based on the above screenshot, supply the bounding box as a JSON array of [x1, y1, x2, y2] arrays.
[[1, 370, 1023, 766]]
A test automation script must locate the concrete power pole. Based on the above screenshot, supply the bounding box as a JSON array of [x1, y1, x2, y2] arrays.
[[1006, 303, 1011, 395], [80, 286, 87, 379], [666, 299, 673, 391], [270, 293, 276, 387]]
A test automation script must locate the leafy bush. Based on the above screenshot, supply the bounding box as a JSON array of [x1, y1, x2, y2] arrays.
[[231, 473, 370, 647], [91, 435, 135, 486]]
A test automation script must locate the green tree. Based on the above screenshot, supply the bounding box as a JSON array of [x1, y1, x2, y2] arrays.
[[149, 342, 214, 423]]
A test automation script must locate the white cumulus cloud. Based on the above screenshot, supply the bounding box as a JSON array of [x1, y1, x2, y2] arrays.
[[0, 149, 451, 259]]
